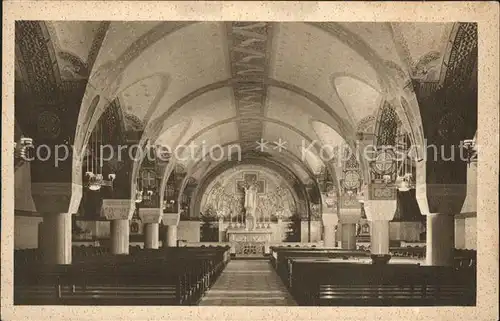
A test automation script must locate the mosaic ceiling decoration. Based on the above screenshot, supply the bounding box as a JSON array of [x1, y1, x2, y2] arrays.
[[227, 22, 273, 150]]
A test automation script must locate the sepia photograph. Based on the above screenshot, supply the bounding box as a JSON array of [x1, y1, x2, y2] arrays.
[[2, 2, 498, 321]]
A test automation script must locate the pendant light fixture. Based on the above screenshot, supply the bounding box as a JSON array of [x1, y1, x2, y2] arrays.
[[86, 115, 115, 191], [395, 130, 415, 192]]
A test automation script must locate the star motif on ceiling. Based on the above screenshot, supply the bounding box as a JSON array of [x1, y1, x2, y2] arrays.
[[273, 138, 287, 152], [255, 138, 268, 152]]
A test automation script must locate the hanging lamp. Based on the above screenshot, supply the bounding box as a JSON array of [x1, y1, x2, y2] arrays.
[[395, 129, 415, 192]]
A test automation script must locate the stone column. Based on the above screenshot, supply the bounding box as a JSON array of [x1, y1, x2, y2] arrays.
[[370, 220, 391, 255], [335, 223, 342, 247], [162, 213, 180, 247], [341, 223, 357, 249], [40, 212, 72, 264], [364, 192, 397, 264], [454, 216, 466, 249], [461, 160, 477, 249], [143, 223, 159, 249], [338, 208, 361, 250], [139, 208, 162, 249], [415, 163, 467, 266], [426, 213, 455, 266], [166, 225, 177, 247], [30, 182, 82, 265], [218, 217, 225, 242], [110, 219, 129, 254], [321, 214, 338, 248], [101, 199, 135, 255], [38, 221, 45, 251]]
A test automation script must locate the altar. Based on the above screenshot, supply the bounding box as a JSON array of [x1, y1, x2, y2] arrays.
[[227, 228, 272, 257], [220, 176, 272, 257]]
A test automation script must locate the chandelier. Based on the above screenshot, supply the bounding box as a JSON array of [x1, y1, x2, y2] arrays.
[[394, 130, 415, 192], [142, 189, 154, 201], [135, 190, 143, 203], [85, 117, 115, 191], [395, 173, 413, 192]]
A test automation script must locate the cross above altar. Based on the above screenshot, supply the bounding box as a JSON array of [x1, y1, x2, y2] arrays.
[[236, 173, 265, 194], [235, 173, 266, 231]]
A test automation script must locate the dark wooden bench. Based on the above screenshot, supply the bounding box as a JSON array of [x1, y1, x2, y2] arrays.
[[14, 246, 231, 305], [269, 247, 369, 282], [389, 247, 477, 268], [287, 259, 476, 306]]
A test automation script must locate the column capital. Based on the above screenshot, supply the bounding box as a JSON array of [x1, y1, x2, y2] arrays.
[[321, 213, 338, 226], [162, 212, 180, 226], [139, 208, 162, 224], [31, 182, 82, 214], [364, 199, 397, 221], [338, 208, 361, 224], [416, 183, 467, 215], [362, 183, 397, 201], [101, 199, 135, 220]]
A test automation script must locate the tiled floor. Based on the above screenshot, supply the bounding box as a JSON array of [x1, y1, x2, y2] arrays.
[[199, 260, 297, 306]]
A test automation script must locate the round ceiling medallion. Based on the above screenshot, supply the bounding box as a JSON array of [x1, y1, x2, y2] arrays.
[[37, 111, 61, 139], [343, 170, 361, 190], [372, 149, 396, 175]]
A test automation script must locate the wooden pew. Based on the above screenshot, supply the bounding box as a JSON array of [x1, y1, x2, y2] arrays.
[[269, 246, 369, 282], [14, 246, 231, 305], [389, 247, 477, 268], [287, 259, 476, 306]]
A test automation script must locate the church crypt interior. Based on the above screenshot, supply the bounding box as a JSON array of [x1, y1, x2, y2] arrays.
[[13, 21, 477, 306]]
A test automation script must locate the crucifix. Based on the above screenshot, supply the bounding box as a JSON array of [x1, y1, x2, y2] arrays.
[[236, 173, 266, 230]]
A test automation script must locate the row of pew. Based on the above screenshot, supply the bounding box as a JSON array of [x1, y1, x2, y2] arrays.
[[15, 246, 231, 305], [389, 247, 476, 268], [270, 246, 476, 306]]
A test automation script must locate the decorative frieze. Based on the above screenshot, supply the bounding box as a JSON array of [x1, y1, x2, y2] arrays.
[[138, 207, 162, 224], [162, 212, 180, 226], [101, 199, 135, 220], [31, 182, 82, 214]]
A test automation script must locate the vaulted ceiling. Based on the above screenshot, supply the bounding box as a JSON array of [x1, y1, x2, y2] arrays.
[[15, 21, 458, 187]]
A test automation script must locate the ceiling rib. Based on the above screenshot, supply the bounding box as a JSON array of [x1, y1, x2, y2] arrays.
[[227, 22, 274, 151]]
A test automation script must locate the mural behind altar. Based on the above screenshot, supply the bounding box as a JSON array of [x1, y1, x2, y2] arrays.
[[195, 165, 311, 253], [201, 167, 296, 224]]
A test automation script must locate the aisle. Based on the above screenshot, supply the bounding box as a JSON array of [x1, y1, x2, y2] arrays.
[[199, 260, 297, 306]]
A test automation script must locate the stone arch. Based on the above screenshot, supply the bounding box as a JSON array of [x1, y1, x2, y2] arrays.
[[72, 22, 196, 173], [330, 73, 383, 128], [157, 115, 329, 198], [178, 139, 319, 200], [144, 77, 352, 142], [192, 158, 313, 221]]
